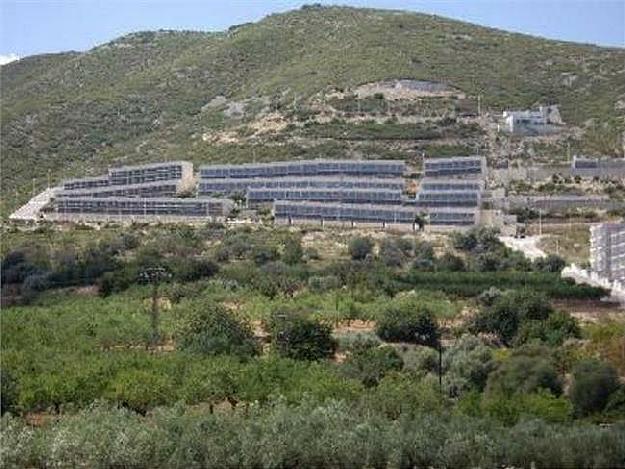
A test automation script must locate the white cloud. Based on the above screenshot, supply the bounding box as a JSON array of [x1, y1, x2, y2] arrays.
[[0, 53, 20, 65]]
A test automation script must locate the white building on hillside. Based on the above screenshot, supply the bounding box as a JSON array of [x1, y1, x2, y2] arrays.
[[501, 105, 562, 134], [590, 222, 625, 283]]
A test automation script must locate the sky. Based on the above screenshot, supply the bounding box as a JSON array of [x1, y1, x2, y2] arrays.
[[1, 0, 624, 64]]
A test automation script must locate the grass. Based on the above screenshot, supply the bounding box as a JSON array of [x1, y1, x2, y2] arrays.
[[537, 224, 590, 265]]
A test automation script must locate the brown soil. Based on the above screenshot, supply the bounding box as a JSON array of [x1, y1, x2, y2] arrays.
[[554, 299, 624, 322]]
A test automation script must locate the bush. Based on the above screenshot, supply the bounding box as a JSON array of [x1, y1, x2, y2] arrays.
[[412, 241, 436, 271], [481, 390, 573, 425], [3, 400, 625, 468], [435, 253, 466, 272], [176, 302, 259, 357], [486, 346, 562, 397], [570, 359, 620, 417], [514, 311, 580, 346], [471, 290, 553, 345], [170, 258, 219, 282], [348, 236, 374, 261], [452, 227, 501, 253], [105, 370, 175, 414], [269, 314, 337, 361], [1, 369, 17, 414], [342, 345, 403, 387], [443, 334, 494, 397], [533, 254, 566, 273], [375, 303, 439, 347], [252, 245, 280, 266], [283, 235, 303, 265], [378, 239, 406, 267]]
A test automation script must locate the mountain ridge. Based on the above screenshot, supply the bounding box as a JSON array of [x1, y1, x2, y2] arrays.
[[2, 5, 624, 215]]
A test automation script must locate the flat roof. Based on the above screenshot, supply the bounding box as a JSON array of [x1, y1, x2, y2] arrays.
[[200, 159, 405, 170], [59, 180, 181, 195], [109, 160, 192, 173], [58, 196, 230, 204]]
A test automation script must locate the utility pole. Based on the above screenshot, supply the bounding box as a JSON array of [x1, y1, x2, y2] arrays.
[[477, 94, 481, 117]]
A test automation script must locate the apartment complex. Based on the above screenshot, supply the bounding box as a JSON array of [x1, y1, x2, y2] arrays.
[[200, 159, 405, 179], [422, 156, 486, 178], [32, 156, 495, 228], [50, 161, 231, 222], [590, 223, 625, 282], [198, 176, 405, 196]]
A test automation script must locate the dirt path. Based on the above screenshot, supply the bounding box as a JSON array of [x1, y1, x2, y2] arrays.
[[500, 235, 547, 260]]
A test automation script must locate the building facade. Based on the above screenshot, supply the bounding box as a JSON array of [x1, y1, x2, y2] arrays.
[[590, 223, 625, 282]]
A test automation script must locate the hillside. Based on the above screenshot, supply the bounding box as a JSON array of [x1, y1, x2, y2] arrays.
[[2, 5, 624, 214]]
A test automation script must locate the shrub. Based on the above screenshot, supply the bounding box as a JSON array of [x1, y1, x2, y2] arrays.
[[252, 245, 279, 266], [348, 236, 374, 261], [443, 334, 494, 397], [481, 390, 573, 425], [283, 236, 303, 265], [269, 314, 337, 361], [375, 303, 439, 347], [452, 227, 501, 253], [171, 258, 219, 282], [533, 254, 566, 273], [486, 346, 562, 397], [514, 311, 580, 347], [435, 253, 466, 272], [106, 370, 175, 415], [176, 302, 259, 357], [570, 359, 620, 417], [412, 241, 436, 271], [1, 369, 17, 414], [342, 345, 403, 387], [378, 239, 406, 267], [471, 290, 553, 345]]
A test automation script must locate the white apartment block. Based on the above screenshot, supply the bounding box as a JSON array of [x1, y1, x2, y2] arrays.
[[590, 223, 625, 282]]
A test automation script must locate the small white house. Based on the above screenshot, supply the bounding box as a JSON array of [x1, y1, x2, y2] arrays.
[[500, 105, 562, 134]]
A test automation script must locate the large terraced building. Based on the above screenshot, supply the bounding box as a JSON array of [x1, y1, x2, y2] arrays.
[[40, 156, 489, 228]]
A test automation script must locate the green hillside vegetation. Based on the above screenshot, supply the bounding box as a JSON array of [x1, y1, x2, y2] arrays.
[[2, 224, 625, 466], [2, 6, 625, 215]]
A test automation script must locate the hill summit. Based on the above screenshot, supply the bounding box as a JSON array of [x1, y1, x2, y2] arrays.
[[2, 5, 624, 214]]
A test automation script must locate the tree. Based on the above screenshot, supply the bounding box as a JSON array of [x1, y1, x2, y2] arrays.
[[515, 311, 580, 347], [452, 227, 501, 253], [342, 345, 403, 387], [176, 302, 259, 357], [379, 239, 405, 267], [252, 245, 279, 266], [138, 266, 172, 347], [486, 346, 562, 397], [533, 254, 566, 273], [106, 370, 174, 415], [442, 334, 494, 397], [269, 314, 337, 361], [283, 236, 303, 265], [570, 359, 620, 417], [348, 236, 374, 261], [471, 290, 553, 345], [436, 253, 466, 272], [171, 258, 219, 282], [375, 303, 439, 347], [412, 241, 436, 271]]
